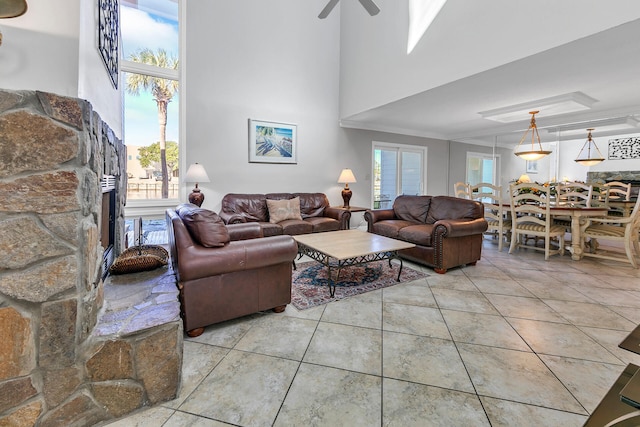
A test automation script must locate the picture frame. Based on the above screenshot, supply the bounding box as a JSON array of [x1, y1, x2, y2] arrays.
[[248, 119, 297, 164], [526, 160, 538, 174]]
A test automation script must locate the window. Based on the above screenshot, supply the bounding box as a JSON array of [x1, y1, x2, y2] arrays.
[[372, 142, 427, 209], [120, 0, 180, 205], [466, 152, 500, 187]]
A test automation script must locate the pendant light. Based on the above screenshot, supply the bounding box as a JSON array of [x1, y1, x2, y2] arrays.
[[574, 128, 605, 166], [514, 111, 552, 161]]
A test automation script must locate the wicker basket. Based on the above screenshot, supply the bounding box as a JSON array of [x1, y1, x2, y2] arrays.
[[109, 245, 169, 275]]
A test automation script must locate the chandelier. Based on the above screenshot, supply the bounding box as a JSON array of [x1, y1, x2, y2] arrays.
[[574, 128, 605, 166], [513, 111, 552, 161]]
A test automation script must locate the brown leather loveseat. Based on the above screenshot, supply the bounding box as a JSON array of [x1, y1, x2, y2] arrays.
[[219, 192, 350, 236], [167, 203, 298, 337], [365, 195, 487, 274]]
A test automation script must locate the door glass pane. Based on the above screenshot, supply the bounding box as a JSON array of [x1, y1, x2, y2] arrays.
[[401, 151, 422, 195], [374, 149, 397, 209]]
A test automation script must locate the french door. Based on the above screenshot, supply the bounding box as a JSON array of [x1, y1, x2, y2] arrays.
[[372, 142, 427, 209]]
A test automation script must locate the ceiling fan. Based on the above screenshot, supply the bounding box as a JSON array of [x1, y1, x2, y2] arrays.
[[318, 0, 380, 19]]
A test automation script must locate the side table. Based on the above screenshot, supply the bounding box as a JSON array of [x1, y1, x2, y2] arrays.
[[331, 206, 369, 229]]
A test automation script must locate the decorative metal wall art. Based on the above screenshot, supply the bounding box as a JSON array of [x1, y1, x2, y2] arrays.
[[98, 0, 119, 89], [608, 137, 640, 160]]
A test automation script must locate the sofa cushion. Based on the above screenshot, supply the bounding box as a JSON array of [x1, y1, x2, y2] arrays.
[[427, 196, 482, 224], [177, 204, 230, 247], [295, 193, 329, 218], [393, 195, 431, 223], [267, 197, 303, 223], [305, 216, 340, 233], [398, 224, 434, 246], [279, 219, 313, 235], [258, 222, 284, 237], [371, 220, 416, 239], [221, 193, 268, 222]]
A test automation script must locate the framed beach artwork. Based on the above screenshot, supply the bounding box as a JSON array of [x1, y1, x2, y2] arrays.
[[526, 160, 538, 174], [248, 119, 297, 164]]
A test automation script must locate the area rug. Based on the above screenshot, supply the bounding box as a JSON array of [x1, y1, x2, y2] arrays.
[[291, 260, 428, 310]]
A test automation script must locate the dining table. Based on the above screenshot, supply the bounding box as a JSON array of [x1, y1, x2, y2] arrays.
[[502, 201, 608, 261], [548, 205, 608, 260]]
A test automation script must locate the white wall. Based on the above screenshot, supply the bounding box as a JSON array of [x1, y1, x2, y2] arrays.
[[338, 0, 640, 120], [0, 0, 122, 138], [184, 0, 343, 211], [557, 131, 640, 181]]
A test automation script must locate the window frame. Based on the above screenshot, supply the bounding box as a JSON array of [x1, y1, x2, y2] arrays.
[[120, 0, 186, 219]]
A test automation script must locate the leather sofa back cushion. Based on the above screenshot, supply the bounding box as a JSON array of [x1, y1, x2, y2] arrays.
[[427, 196, 482, 223], [221, 194, 268, 222], [177, 204, 230, 247], [267, 197, 303, 223], [393, 195, 432, 223], [295, 193, 329, 218]]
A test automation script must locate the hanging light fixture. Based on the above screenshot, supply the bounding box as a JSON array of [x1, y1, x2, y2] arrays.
[[574, 128, 605, 166], [514, 111, 552, 161]]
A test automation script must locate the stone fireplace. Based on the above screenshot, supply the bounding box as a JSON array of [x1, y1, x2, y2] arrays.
[[587, 170, 640, 199], [0, 89, 182, 425]]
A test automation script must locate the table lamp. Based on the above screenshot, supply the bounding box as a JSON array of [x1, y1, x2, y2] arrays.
[[337, 168, 357, 208], [185, 163, 210, 207]]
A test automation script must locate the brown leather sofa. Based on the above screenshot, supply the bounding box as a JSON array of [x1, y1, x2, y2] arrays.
[[219, 192, 350, 236], [167, 204, 298, 337], [364, 195, 488, 274]]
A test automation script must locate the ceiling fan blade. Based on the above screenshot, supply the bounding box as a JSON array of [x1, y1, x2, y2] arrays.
[[318, 0, 340, 19], [358, 0, 380, 16]]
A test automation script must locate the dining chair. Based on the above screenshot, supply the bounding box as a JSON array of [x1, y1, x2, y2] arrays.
[[604, 181, 632, 217], [557, 182, 593, 207], [589, 184, 610, 209], [580, 197, 640, 268], [509, 182, 566, 260], [470, 182, 511, 251], [454, 182, 471, 199], [604, 181, 632, 201]]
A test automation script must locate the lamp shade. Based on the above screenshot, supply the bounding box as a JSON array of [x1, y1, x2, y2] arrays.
[[184, 163, 210, 183], [518, 174, 532, 183], [337, 168, 357, 184]]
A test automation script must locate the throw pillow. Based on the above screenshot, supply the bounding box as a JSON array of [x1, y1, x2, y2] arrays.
[[267, 197, 302, 224], [178, 204, 230, 247]]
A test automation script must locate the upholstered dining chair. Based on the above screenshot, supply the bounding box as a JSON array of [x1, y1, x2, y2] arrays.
[[509, 182, 566, 260], [470, 182, 510, 251], [554, 182, 593, 231], [580, 196, 640, 268], [589, 184, 610, 209], [604, 181, 632, 217], [454, 182, 471, 199], [557, 182, 593, 207]]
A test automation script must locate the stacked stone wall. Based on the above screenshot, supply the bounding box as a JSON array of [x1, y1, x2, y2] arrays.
[[0, 89, 181, 426]]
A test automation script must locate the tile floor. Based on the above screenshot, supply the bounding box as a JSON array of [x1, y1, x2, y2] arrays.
[[103, 240, 640, 426]]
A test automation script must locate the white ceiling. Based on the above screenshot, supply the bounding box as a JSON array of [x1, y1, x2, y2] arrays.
[[339, 5, 640, 148]]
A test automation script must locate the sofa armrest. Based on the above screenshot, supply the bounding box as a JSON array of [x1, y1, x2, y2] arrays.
[[178, 235, 298, 282], [227, 222, 263, 240], [323, 206, 351, 230], [433, 218, 488, 238], [219, 211, 246, 225], [364, 209, 396, 231]]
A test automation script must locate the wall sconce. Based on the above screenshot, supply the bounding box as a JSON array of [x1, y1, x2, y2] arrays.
[[185, 163, 210, 207], [514, 111, 552, 161], [337, 168, 357, 208], [574, 128, 605, 166]]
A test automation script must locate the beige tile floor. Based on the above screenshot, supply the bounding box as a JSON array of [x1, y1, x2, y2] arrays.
[[103, 240, 640, 426]]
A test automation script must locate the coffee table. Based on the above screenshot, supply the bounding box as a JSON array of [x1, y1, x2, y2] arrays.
[[292, 230, 415, 297]]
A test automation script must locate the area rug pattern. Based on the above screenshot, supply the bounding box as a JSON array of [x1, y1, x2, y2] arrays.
[[291, 260, 428, 310]]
